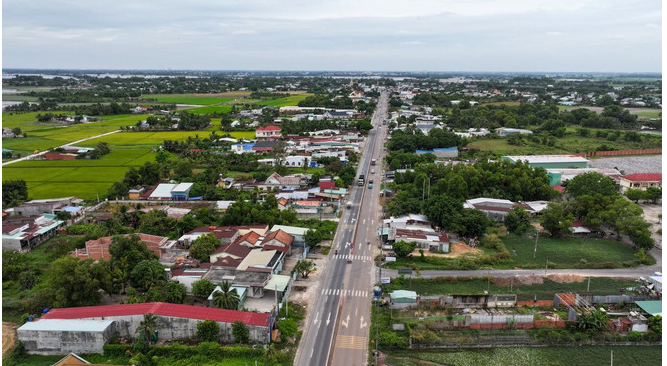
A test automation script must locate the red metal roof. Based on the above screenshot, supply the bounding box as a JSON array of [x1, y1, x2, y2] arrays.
[[42, 302, 270, 327], [551, 184, 565, 193], [257, 125, 280, 131], [622, 173, 662, 182]]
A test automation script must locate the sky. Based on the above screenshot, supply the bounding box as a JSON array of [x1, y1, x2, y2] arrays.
[[1, 0, 662, 72]]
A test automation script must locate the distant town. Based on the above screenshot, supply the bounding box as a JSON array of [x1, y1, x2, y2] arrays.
[[2, 70, 662, 366]]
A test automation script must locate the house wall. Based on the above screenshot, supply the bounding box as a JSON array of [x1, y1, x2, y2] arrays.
[[18, 327, 113, 355], [77, 314, 270, 344], [14, 204, 59, 216], [2, 237, 22, 252]]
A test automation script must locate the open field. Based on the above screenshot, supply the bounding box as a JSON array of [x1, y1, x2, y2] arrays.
[[2, 149, 155, 200], [2, 113, 146, 155], [1, 94, 39, 102], [139, 94, 236, 105], [184, 105, 233, 114], [503, 234, 640, 269], [588, 155, 662, 175], [256, 93, 312, 106], [76, 130, 255, 148], [382, 276, 637, 301], [468, 130, 661, 155], [385, 346, 661, 366]]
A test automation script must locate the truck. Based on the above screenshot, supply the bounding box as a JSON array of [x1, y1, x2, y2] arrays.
[[346, 201, 352, 209], [371, 159, 377, 166], [357, 174, 365, 186]]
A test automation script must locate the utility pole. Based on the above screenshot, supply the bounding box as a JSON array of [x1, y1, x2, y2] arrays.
[[587, 277, 591, 292], [545, 259, 548, 276], [533, 230, 539, 259]]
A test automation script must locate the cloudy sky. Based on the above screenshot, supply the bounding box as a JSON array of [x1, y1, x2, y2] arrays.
[[2, 0, 662, 72]]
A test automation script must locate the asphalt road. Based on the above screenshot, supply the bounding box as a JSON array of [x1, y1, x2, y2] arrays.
[[294, 90, 389, 366]]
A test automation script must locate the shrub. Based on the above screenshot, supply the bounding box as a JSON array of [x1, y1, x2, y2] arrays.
[[277, 318, 298, 339], [232, 321, 249, 343], [377, 331, 408, 349]]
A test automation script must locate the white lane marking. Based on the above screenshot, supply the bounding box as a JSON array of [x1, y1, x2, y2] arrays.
[[314, 312, 320, 325], [326, 312, 331, 326], [360, 316, 368, 329], [342, 314, 350, 328]]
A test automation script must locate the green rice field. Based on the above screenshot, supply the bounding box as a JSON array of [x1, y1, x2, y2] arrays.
[[256, 93, 312, 106], [140, 94, 236, 105]]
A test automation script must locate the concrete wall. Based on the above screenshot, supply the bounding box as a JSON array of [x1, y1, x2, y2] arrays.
[[2, 238, 22, 252], [18, 327, 113, 355], [83, 315, 270, 344]]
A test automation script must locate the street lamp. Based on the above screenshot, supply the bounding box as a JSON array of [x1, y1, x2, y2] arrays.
[[533, 229, 539, 259]]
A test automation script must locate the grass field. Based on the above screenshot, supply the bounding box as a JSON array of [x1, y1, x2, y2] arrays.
[[468, 130, 661, 155], [503, 234, 640, 268], [382, 276, 637, 301], [2, 149, 156, 200], [184, 105, 233, 114], [1, 94, 40, 102], [385, 346, 661, 366], [256, 93, 312, 107], [139, 94, 236, 105]]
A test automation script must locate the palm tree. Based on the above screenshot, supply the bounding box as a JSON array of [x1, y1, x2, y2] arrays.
[[212, 281, 240, 310], [136, 313, 159, 345]]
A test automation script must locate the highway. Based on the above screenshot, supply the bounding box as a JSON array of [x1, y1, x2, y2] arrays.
[[294, 90, 388, 366]]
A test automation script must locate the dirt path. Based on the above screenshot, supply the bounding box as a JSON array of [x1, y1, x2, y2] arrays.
[[2, 322, 18, 358], [414, 241, 483, 258]]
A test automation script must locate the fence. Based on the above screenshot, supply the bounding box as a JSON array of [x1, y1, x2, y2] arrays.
[[573, 148, 662, 158], [517, 300, 553, 307]]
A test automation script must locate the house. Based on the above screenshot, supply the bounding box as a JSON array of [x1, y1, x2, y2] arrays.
[[262, 172, 305, 190], [496, 128, 534, 136], [237, 248, 284, 273], [389, 290, 419, 309], [2, 214, 65, 252], [43, 152, 78, 160], [2, 127, 17, 138], [179, 225, 268, 248], [464, 198, 518, 222], [619, 173, 662, 193], [11, 197, 83, 217], [383, 214, 432, 230], [546, 168, 622, 186], [23, 302, 272, 354], [128, 187, 145, 200], [71, 233, 169, 261], [208, 285, 247, 309], [260, 229, 294, 255], [252, 140, 281, 152], [569, 221, 600, 237], [256, 125, 281, 139], [389, 228, 450, 252], [230, 143, 255, 154], [323, 111, 353, 119], [502, 155, 589, 169], [216, 200, 235, 212], [147, 183, 193, 201], [209, 231, 261, 263], [415, 147, 458, 158], [269, 225, 309, 246]]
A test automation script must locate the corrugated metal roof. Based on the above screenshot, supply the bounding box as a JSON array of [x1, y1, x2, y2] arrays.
[[41, 302, 270, 326], [18, 319, 113, 332], [150, 184, 176, 198], [635, 300, 662, 316]]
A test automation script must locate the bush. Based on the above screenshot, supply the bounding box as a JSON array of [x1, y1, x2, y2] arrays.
[[103, 343, 134, 357], [626, 331, 642, 342], [232, 321, 249, 343], [277, 318, 298, 339], [378, 331, 408, 349]]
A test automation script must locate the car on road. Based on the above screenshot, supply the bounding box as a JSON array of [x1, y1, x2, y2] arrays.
[[371, 169, 375, 174], [368, 183, 373, 189]]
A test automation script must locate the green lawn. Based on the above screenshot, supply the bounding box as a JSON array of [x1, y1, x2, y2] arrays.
[[140, 94, 236, 105], [503, 234, 639, 269], [385, 346, 661, 366], [468, 131, 661, 155], [382, 276, 637, 301], [256, 93, 312, 107], [183, 105, 233, 114]]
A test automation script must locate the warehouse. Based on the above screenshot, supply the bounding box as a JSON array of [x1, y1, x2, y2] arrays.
[[502, 155, 589, 169]]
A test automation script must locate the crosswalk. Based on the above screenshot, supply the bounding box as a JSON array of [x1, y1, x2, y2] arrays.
[[335, 254, 372, 261], [336, 335, 367, 350], [321, 288, 370, 298]]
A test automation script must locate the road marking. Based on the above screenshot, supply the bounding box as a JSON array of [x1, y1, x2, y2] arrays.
[[314, 312, 319, 325], [336, 335, 367, 350], [360, 316, 368, 329], [362, 219, 366, 225], [342, 314, 350, 329], [326, 312, 331, 326]]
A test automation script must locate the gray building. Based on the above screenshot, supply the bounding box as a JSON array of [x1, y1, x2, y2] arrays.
[[18, 319, 114, 355]]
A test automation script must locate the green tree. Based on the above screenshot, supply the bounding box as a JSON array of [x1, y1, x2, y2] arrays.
[[212, 281, 240, 310], [109, 234, 158, 272], [18, 270, 37, 290], [192, 278, 216, 300], [566, 172, 617, 198], [504, 207, 531, 234], [625, 188, 647, 203], [295, 260, 316, 278], [232, 321, 250, 343], [574, 310, 609, 333], [189, 233, 219, 261], [129, 260, 166, 290], [539, 202, 574, 238], [164, 282, 187, 304], [422, 195, 463, 232], [304, 229, 323, 249], [196, 319, 221, 342], [455, 209, 489, 238], [136, 313, 159, 346], [645, 187, 662, 204], [47, 256, 109, 307], [648, 315, 661, 335], [2, 179, 28, 207], [393, 241, 417, 258], [174, 158, 194, 179]]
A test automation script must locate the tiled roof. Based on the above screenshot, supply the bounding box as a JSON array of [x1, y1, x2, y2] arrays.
[[622, 173, 662, 182], [261, 229, 294, 249], [41, 302, 271, 326], [72, 233, 166, 261], [257, 125, 281, 131]]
